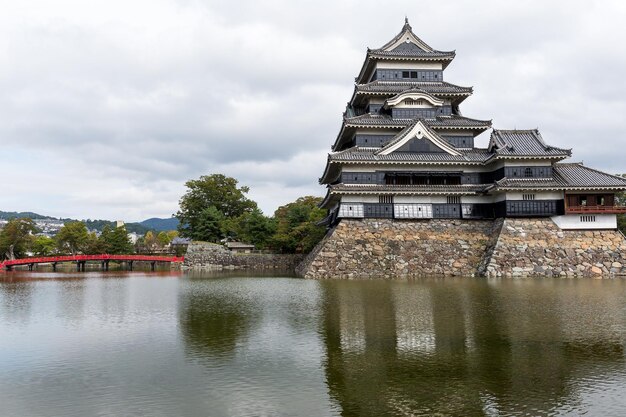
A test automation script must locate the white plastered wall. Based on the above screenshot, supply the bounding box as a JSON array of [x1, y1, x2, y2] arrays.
[[551, 214, 617, 230], [506, 191, 564, 200], [341, 195, 378, 203]]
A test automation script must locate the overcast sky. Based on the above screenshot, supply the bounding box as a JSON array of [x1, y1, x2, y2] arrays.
[[1, 0, 625, 221]]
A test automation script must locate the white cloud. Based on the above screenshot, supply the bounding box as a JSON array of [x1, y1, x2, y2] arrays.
[[0, 0, 625, 221]]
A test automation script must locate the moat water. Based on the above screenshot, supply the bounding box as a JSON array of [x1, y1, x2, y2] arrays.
[[1, 272, 626, 417]]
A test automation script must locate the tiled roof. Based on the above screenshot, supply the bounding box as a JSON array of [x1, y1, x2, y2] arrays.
[[369, 49, 455, 59], [329, 146, 492, 163], [343, 114, 492, 130], [489, 129, 571, 158], [554, 163, 626, 188], [329, 184, 487, 194], [493, 163, 626, 190], [356, 81, 473, 96], [428, 116, 492, 129], [369, 19, 455, 60], [343, 114, 408, 127]]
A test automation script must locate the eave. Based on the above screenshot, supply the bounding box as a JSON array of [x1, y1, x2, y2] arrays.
[[319, 159, 342, 185], [319, 189, 340, 209], [325, 159, 484, 166], [490, 185, 626, 192], [484, 154, 571, 163]]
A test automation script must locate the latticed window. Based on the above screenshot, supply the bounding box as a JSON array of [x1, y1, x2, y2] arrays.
[[523, 194, 536, 201], [524, 168, 533, 177], [447, 196, 461, 204], [379, 195, 393, 204]]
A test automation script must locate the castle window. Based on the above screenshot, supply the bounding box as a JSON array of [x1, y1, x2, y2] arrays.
[[402, 71, 409, 78], [410, 71, 417, 79], [379, 195, 393, 204], [447, 196, 461, 204], [580, 215, 596, 222], [579, 196, 588, 206], [524, 168, 533, 177], [598, 195, 605, 205], [404, 99, 415, 105], [523, 194, 535, 201]]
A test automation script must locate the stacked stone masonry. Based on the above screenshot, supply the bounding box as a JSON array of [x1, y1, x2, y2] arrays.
[[299, 219, 496, 279], [298, 219, 626, 279], [183, 242, 303, 272], [483, 219, 626, 277]]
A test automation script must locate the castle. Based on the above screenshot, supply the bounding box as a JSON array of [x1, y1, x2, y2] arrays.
[[298, 19, 626, 278]]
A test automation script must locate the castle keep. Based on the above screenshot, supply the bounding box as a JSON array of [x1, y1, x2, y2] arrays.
[[299, 19, 626, 278]]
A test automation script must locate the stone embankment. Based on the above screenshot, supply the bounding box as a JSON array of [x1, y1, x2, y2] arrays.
[[482, 218, 626, 277], [298, 218, 626, 279], [183, 242, 303, 272], [298, 219, 497, 279]]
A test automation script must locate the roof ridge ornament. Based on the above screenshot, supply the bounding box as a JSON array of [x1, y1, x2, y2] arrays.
[[404, 16, 411, 31]]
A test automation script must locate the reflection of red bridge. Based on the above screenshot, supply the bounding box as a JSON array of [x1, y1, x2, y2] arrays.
[[0, 255, 185, 271]]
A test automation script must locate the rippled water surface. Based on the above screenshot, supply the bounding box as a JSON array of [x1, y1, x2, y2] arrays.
[[1, 272, 626, 416]]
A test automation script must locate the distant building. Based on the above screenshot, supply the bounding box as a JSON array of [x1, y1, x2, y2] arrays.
[[127, 232, 139, 244], [224, 241, 255, 253], [171, 237, 191, 246], [319, 19, 626, 229], [116, 220, 125, 228]]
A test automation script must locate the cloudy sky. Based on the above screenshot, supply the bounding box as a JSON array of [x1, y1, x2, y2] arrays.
[[1, 0, 625, 221]]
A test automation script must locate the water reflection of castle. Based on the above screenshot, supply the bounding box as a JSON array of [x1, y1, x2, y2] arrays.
[[177, 279, 626, 416], [319, 280, 626, 416]]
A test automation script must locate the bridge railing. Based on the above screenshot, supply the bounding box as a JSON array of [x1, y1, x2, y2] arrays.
[[1, 254, 185, 268]]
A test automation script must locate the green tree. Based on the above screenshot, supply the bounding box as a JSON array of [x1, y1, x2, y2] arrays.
[[0, 218, 38, 259], [270, 196, 326, 253], [193, 206, 224, 242], [144, 230, 157, 249], [100, 225, 134, 254], [157, 231, 172, 247], [226, 209, 276, 249], [83, 232, 106, 254], [31, 235, 56, 256], [176, 174, 257, 239], [55, 221, 89, 255]]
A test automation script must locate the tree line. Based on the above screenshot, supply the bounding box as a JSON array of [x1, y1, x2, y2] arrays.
[[0, 220, 135, 260], [0, 173, 327, 260], [175, 174, 326, 253]]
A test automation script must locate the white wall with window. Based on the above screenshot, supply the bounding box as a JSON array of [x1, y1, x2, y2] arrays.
[[551, 214, 617, 230]]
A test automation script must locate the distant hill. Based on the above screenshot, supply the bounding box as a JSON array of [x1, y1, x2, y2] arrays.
[[139, 217, 179, 231], [0, 210, 177, 234], [0, 211, 57, 220]]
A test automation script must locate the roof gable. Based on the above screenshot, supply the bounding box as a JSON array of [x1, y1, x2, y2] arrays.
[[488, 129, 571, 158], [378, 18, 434, 53], [376, 120, 462, 156], [385, 90, 444, 108]]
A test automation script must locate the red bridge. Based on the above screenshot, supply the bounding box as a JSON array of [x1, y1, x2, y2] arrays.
[[0, 254, 185, 272]]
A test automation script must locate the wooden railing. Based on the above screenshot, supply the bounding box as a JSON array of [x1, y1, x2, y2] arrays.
[[566, 205, 626, 214]]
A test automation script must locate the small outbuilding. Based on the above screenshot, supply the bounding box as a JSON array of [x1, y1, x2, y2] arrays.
[[224, 241, 255, 253]]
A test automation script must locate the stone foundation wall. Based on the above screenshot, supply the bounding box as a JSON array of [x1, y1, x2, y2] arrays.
[[484, 219, 626, 277], [298, 218, 626, 279], [183, 242, 303, 272], [299, 219, 496, 279]]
